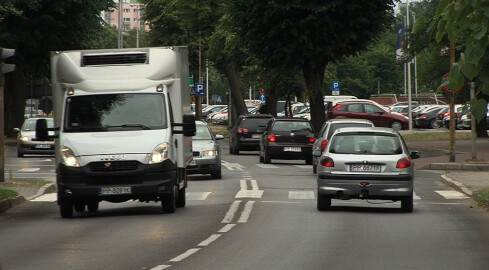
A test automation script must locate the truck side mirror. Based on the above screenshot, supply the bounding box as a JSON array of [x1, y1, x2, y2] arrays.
[[182, 114, 196, 137], [36, 118, 49, 141]]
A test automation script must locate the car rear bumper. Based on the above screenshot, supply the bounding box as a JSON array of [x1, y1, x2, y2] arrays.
[[266, 145, 312, 160], [317, 173, 413, 199]]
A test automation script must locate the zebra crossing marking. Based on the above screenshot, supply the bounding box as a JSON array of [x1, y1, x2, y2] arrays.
[[435, 190, 469, 199], [289, 191, 315, 200]]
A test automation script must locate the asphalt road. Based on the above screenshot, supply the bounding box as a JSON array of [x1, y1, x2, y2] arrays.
[[1, 140, 489, 269]]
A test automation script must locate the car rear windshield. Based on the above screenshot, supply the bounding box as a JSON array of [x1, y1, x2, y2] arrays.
[[272, 121, 312, 132], [240, 117, 272, 129], [326, 123, 374, 139], [329, 133, 402, 155]]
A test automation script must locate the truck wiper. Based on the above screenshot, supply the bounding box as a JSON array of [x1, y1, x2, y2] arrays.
[[104, 124, 152, 130]]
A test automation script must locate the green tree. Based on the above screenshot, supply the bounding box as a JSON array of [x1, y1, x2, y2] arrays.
[[228, 0, 395, 131], [0, 0, 114, 137]]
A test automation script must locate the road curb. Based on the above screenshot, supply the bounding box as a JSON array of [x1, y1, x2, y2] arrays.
[[420, 163, 489, 171], [440, 174, 473, 196], [0, 183, 56, 214]]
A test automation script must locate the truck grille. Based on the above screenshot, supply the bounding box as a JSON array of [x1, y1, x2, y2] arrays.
[[90, 161, 140, 172], [82, 52, 148, 66]]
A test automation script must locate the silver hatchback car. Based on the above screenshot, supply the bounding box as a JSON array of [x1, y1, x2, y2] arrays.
[[314, 127, 420, 212]]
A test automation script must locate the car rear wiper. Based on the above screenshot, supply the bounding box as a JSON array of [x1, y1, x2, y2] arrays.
[[104, 124, 152, 130]]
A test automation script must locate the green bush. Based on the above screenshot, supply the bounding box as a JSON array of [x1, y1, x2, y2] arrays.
[[0, 188, 18, 200], [473, 188, 489, 209]]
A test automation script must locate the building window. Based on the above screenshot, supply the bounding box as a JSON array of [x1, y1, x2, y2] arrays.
[[133, 18, 138, 21], [123, 18, 130, 22], [134, 8, 138, 12], [123, 8, 130, 12]]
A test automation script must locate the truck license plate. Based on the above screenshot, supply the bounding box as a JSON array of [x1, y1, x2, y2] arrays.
[[99, 187, 131, 195], [350, 164, 381, 172]]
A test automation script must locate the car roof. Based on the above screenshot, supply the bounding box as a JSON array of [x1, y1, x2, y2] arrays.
[[241, 113, 273, 118], [273, 117, 310, 122], [325, 118, 374, 124], [333, 126, 398, 135]]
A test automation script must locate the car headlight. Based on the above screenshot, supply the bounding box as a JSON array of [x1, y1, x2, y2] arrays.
[[61, 146, 79, 167], [202, 150, 218, 157], [20, 136, 31, 142], [149, 143, 169, 164]]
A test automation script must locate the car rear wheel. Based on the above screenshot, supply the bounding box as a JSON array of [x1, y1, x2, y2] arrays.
[[59, 200, 74, 218], [313, 164, 317, 174], [87, 202, 99, 212], [305, 156, 313, 165], [430, 119, 439, 129], [401, 193, 414, 213], [264, 150, 271, 164], [317, 193, 331, 211], [390, 121, 403, 130], [74, 203, 85, 213]]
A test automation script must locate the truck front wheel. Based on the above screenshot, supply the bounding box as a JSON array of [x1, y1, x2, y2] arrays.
[[176, 187, 186, 208], [59, 200, 74, 218], [162, 186, 177, 213]]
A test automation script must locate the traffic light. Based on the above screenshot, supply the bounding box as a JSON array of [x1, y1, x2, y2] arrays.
[[0, 47, 16, 74]]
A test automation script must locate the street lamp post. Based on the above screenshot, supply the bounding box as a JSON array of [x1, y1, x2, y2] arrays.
[[130, 4, 141, 48]]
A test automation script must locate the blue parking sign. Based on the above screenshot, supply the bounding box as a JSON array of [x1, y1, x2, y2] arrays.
[[332, 81, 340, 96], [195, 83, 205, 96]]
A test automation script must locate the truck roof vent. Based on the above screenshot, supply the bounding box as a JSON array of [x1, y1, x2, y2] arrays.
[[82, 52, 148, 66]]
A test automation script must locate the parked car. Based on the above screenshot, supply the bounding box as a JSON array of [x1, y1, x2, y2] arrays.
[[311, 119, 375, 173], [327, 100, 409, 130], [457, 104, 489, 130], [13, 117, 55, 157], [414, 105, 449, 129], [314, 127, 420, 212], [442, 104, 467, 129], [255, 101, 294, 115], [259, 118, 315, 164], [186, 121, 223, 179], [229, 114, 274, 154], [202, 105, 227, 118]]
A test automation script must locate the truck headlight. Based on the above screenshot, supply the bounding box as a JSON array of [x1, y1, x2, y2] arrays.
[[149, 143, 169, 164], [61, 146, 79, 167], [202, 150, 218, 157]]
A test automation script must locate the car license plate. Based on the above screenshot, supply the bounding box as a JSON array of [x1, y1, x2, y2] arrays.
[[350, 164, 381, 172], [35, 144, 50, 149], [99, 187, 131, 195], [284, 147, 301, 152], [252, 134, 261, 139]]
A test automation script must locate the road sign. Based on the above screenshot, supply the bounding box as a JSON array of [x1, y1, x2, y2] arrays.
[[260, 88, 265, 95], [260, 94, 266, 102], [332, 81, 340, 96], [195, 83, 205, 96], [216, 96, 222, 103]]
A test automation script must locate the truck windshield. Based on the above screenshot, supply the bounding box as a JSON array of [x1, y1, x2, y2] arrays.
[[64, 93, 167, 132]]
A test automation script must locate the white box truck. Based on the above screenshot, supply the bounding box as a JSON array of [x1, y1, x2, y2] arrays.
[[36, 47, 196, 218]]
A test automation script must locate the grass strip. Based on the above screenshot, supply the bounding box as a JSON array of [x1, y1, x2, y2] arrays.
[[473, 188, 489, 209], [0, 188, 18, 200]]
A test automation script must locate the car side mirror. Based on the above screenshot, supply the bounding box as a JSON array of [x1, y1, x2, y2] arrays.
[[312, 150, 322, 157], [215, 134, 224, 140], [13, 128, 20, 133], [36, 118, 49, 141], [410, 151, 420, 159]]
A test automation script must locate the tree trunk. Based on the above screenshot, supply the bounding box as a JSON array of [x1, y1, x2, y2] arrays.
[[302, 64, 326, 132], [224, 61, 247, 125], [475, 105, 488, 138], [5, 61, 26, 138]]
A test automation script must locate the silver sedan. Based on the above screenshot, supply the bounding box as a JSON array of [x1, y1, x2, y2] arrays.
[[187, 121, 223, 179], [314, 127, 420, 212]]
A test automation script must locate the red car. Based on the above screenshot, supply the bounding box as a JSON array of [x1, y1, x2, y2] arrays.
[[327, 100, 409, 130]]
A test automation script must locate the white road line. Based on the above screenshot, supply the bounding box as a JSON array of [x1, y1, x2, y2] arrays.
[[294, 165, 311, 169], [150, 265, 172, 270], [18, 168, 40, 172], [186, 192, 211, 201], [256, 164, 279, 169], [237, 201, 255, 223], [414, 192, 421, 200], [169, 248, 201, 262], [435, 190, 469, 199], [197, 234, 221, 247], [235, 190, 263, 199], [221, 160, 244, 171], [30, 193, 57, 202], [218, 224, 236, 233], [289, 191, 315, 200], [222, 200, 241, 223], [250, 180, 259, 190], [240, 180, 247, 190]]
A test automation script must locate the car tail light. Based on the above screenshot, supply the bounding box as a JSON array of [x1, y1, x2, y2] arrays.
[[309, 137, 315, 143], [237, 127, 249, 134], [319, 156, 334, 167], [396, 157, 412, 169], [268, 133, 276, 142], [331, 104, 341, 111], [320, 140, 328, 152], [455, 113, 459, 118], [420, 114, 426, 119]]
